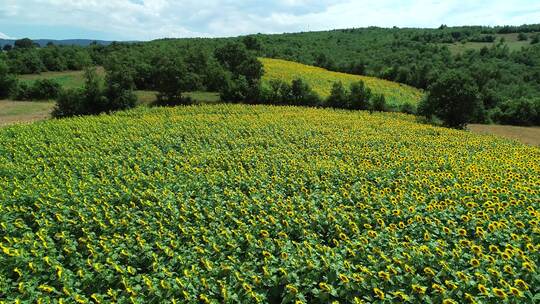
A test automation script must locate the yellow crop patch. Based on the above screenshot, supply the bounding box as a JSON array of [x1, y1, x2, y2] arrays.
[[261, 57, 424, 106], [0, 104, 538, 303]]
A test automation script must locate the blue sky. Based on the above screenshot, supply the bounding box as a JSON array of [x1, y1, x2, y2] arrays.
[[1, 0, 539, 41]]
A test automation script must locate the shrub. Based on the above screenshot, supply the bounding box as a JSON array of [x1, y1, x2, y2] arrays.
[[154, 56, 196, 106], [400, 102, 417, 114], [104, 62, 137, 110], [29, 79, 61, 100], [53, 67, 138, 118], [371, 94, 388, 112], [52, 88, 85, 118]]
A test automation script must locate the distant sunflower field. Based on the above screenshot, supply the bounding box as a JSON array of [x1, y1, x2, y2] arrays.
[[260, 58, 424, 107], [0, 105, 539, 303]]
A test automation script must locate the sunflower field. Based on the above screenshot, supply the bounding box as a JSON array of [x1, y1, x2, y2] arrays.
[[0, 104, 539, 303], [260, 58, 424, 107]]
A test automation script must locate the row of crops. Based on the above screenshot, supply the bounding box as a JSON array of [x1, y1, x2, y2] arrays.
[[0, 104, 539, 303]]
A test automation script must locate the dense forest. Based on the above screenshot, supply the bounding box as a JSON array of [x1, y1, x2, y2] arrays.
[[1, 24, 540, 126]]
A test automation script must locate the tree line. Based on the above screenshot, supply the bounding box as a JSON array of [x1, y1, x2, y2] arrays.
[[2, 24, 540, 127]]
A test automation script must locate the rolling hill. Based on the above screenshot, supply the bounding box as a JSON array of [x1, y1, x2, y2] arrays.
[[261, 58, 424, 107]]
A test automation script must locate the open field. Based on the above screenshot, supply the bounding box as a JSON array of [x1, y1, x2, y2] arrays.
[[443, 32, 539, 55], [0, 104, 538, 303], [0, 100, 55, 126], [19, 67, 106, 89], [0, 91, 221, 127], [261, 58, 424, 107], [469, 124, 540, 146]]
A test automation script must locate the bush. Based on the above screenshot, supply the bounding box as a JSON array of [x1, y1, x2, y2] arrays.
[[30, 79, 61, 100], [371, 94, 388, 112], [52, 88, 85, 118], [518, 32, 528, 41], [259, 78, 320, 106], [290, 79, 321, 106], [104, 61, 137, 110], [400, 102, 417, 114]]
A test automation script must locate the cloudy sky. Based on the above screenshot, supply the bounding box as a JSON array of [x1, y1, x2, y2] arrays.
[[1, 0, 539, 41]]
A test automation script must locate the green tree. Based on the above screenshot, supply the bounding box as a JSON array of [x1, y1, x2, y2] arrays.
[[419, 70, 483, 128], [104, 61, 137, 111], [348, 81, 372, 110], [326, 82, 348, 109], [517, 32, 528, 41], [371, 94, 387, 112], [215, 42, 263, 85], [14, 38, 34, 49], [290, 78, 320, 106], [0, 58, 17, 98], [154, 56, 193, 106]]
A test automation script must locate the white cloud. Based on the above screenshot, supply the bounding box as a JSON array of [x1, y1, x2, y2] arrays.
[[0, 0, 539, 40], [0, 32, 13, 39]]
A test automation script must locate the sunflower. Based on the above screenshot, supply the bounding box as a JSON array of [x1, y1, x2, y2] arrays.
[[378, 271, 390, 281], [412, 284, 427, 294], [509, 287, 523, 297], [477, 284, 489, 295], [373, 287, 385, 300], [470, 258, 480, 267], [492, 288, 507, 299], [514, 279, 529, 290]]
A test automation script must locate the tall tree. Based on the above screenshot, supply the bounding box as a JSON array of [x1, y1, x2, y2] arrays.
[[419, 70, 483, 128]]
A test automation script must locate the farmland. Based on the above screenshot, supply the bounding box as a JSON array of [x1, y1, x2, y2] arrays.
[[0, 104, 538, 303], [261, 58, 423, 107]]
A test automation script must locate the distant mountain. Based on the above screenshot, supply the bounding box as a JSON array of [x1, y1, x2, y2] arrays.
[[0, 39, 115, 47]]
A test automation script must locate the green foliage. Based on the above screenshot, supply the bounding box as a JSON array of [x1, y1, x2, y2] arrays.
[[153, 56, 195, 106], [14, 38, 35, 49], [348, 81, 372, 110], [259, 78, 320, 106], [494, 98, 540, 126], [419, 70, 483, 128], [52, 67, 137, 118], [51, 88, 85, 118], [371, 94, 388, 112], [104, 60, 137, 110], [11, 79, 61, 100], [0, 58, 17, 99], [215, 42, 263, 85], [326, 81, 348, 109], [518, 32, 528, 41]]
